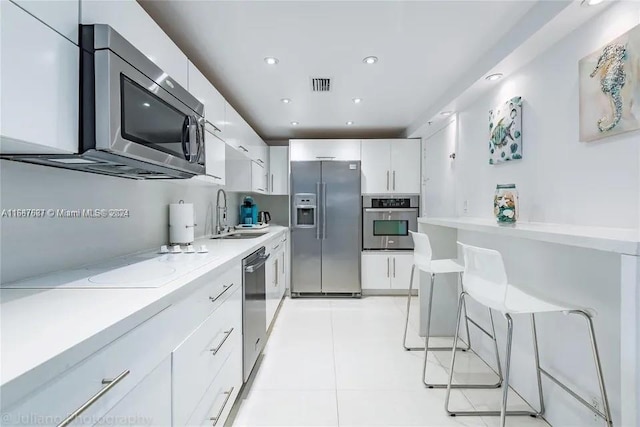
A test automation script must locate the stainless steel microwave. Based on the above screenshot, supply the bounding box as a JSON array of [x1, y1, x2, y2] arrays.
[[362, 195, 419, 250], [1, 25, 205, 179]]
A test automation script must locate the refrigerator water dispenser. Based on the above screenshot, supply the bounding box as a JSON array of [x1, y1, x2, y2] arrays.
[[293, 193, 316, 228]]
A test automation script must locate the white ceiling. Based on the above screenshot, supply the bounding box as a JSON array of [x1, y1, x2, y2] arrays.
[[140, 1, 540, 140]]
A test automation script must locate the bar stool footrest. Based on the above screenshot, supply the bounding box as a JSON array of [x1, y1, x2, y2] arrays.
[[448, 410, 540, 417]]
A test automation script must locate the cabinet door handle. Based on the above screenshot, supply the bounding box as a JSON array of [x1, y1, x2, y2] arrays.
[[57, 370, 130, 427], [393, 171, 396, 191], [238, 145, 249, 153], [257, 159, 264, 164], [210, 328, 234, 355], [393, 257, 396, 278], [209, 387, 235, 426], [315, 156, 336, 159], [387, 257, 390, 278], [386, 171, 390, 190], [271, 174, 274, 192], [209, 284, 233, 303], [275, 259, 279, 286]]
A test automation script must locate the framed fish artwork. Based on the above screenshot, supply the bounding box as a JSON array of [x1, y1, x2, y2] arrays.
[[489, 96, 522, 165], [579, 23, 640, 142]]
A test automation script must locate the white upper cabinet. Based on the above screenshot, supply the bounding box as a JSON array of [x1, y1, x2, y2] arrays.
[[203, 127, 225, 184], [251, 161, 268, 194], [11, 0, 79, 44], [0, 1, 79, 154], [224, 102, 243, 151], [81, 0, 189, 88], [361, 139, 420, 194], [361, 140, 392, 194], [391, 139, 421, 194], [269, 146, 289, 195], [187, 61, 225, 137], [289, 139, 361, 161]]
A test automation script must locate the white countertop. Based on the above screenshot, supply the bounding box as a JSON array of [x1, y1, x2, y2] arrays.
[[419, 217, 640, 255], [0, 226, 288, 402]]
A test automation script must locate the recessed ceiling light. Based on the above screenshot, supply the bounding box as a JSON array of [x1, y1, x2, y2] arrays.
[[264, 57, 279, 65], [290, 121, 299, 126], [363, 56, 378, 65], [485, 73, 503, 81], [440, 111, 454, 117], [346, 121, 354, 126], [352, 98, 362, 104], [581, 0, 603, 5], [142, 102, 151, 107], [281, 98, 291, 104]]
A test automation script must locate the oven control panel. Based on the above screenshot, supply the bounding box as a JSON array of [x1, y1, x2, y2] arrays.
[[364, 195, 420, 209]]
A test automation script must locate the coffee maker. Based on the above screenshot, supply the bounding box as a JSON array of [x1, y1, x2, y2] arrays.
[[239, 196, 258, 225]]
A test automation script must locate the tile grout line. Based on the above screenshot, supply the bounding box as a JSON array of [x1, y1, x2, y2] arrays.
[[329, 300, 341, 427]]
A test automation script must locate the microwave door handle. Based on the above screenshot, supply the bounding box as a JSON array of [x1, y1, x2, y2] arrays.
[[196, 120, 204, 164], [188, 116, 198, 163], [181, 116, 190, 161]]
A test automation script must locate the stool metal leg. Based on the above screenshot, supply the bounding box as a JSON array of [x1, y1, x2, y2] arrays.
[[428, 293, 503, 389], [404, 268, 470, 352], [531, 314, 546, 416], [421, 274, 479, 388], [578, 310, 614, 427], [445, 294, 537, 419], [402, 264, 420, 351], [534, 310, 612, 426]]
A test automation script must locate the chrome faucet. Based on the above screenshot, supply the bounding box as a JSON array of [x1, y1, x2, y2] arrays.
[[215, 188, 229, 235]]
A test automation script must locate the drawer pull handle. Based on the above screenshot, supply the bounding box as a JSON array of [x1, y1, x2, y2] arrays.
[[57, 370, 130, 427], [210, 328, 234, 355], [209, 387, 234, 426], [209, 284, 233, 303]]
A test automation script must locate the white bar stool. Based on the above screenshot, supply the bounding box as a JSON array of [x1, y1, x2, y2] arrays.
[[403, 231, 503, 389], [446, 243, 613, 427]]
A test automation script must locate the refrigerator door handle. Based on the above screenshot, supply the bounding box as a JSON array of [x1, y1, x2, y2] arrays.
[[322, 183, 327, 240], [316, 182, 321, 240]]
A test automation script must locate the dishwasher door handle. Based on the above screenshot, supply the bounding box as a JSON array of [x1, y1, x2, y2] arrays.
[[245, 254, 270, 273]]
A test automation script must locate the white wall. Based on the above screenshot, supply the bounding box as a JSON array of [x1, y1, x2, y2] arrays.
[[417, 3, 640, 426], [451, 1, 640, 228], [0, 160, 240, 284]]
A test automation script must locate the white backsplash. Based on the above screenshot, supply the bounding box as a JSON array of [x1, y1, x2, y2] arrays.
[[0, 160, 241, 283]]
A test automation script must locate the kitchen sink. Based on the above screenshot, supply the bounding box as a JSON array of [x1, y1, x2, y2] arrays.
[[212, 232, 269, 240]]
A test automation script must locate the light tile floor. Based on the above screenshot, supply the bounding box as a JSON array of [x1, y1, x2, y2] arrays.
[[229, 296, 550, 427]]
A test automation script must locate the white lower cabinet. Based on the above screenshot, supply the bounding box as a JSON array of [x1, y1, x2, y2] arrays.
[[172, 287, 242, 426], [362, 252, 414, 290], [96, 356, 171, 426], [185, 345, 242, 427], [266, 233, 287, 328], [1, 306, 175, 426]]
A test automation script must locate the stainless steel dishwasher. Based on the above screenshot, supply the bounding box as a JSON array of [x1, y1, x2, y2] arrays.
[[242, 246, 269, 381]]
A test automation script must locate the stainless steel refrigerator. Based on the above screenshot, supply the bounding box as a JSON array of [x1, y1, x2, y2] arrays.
[[290, 161, 361, 296]]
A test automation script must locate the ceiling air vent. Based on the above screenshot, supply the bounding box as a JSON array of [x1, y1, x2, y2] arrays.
[[311, 77, 331, 92]]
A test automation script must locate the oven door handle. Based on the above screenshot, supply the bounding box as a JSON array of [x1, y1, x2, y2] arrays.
[[364, 208, 418, 213]]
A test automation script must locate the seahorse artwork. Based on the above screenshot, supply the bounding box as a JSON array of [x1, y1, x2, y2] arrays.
[[589, 43, 627, 133]]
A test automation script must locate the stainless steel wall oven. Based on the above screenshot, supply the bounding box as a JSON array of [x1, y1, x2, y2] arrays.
[[362, 195, 419, 250]]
